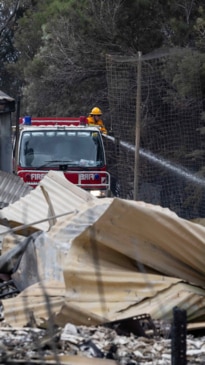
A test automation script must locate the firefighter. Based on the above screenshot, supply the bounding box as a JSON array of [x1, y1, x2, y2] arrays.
[[87, 107, 107, 134]]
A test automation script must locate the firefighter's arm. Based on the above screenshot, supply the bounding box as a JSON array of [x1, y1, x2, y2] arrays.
[[99, 120, 107, 134], [101, 126, 107, 134]]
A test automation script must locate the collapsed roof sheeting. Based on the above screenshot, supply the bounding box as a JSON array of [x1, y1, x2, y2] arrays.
[[0, 171, 97, 232], [10, 200, 111, 288], [0, 91, 14, 102], [2, 197, 205, 326], [70, 198, 205, 287], [0, 171, 32, 208], [33, 201, 112, 283]]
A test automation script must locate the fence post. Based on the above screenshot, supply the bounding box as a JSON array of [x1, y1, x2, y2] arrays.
[[171, 306, 187, 365], [134, 51, 142, 200]]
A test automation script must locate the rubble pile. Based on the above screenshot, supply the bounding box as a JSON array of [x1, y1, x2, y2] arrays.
[[0, 322, 204, 364], [0, 171, 205, 364]]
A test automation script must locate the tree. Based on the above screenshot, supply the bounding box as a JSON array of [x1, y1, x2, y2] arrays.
[[0, 0, 20, 94], [2, 0, 205, 117], [16, 0, 126, 117], [12, 0, 169, 116], [160, 0, 205, 47], [0, 0, 39, 96]]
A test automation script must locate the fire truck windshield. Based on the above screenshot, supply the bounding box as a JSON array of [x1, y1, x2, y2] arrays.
[[19, 130, 105, 168]]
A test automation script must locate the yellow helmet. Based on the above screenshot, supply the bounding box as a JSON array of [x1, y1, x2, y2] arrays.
[[90, 107, 102, 115]]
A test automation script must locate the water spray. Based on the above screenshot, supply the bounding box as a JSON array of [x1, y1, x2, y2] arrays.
[[104, 134, 205, 187]]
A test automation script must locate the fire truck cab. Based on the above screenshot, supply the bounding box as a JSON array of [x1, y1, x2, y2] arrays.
[[13, 116, 110, 197]]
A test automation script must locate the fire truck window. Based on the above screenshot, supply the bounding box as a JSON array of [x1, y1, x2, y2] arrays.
[[19, 130, 105, 167], [19, 136, 33, 167], [25, 147, 34, 166], [74, 135, 97, 161]]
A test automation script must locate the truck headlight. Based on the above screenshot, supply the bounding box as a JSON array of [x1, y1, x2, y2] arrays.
[[90, 190, 106, 198]]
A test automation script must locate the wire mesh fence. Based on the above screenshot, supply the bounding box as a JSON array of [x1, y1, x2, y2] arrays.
[[105, 48, 205, 219], [0, 48, 205, 364]]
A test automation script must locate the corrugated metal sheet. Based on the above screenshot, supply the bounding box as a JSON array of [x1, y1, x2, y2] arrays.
[[0, 90, 14, 101], [0, 171, 32, 208], [2, 196, 205, 326], [79, 198, 205, 287], [0, 170, 98, 231], [25, 200, 112, 283], [3, 273, 205, 327]]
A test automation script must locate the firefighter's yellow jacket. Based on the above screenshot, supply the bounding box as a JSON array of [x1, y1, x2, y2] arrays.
[[87, 116, 107, 134]]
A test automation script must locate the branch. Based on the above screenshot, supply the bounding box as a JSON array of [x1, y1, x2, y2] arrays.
[[177, 0, 195, 24], [0, 0, 20, 37]]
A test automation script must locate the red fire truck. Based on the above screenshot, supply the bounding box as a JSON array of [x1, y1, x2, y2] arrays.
[[13, 116, 110, 197]]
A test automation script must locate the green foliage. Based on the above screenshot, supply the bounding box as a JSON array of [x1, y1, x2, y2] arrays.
[[1, 0, 205, 217], [1, 0, 205, 117], [162, 49, 201, 100], [116, 0, 164, 53], [160, 0, 205, 47]]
